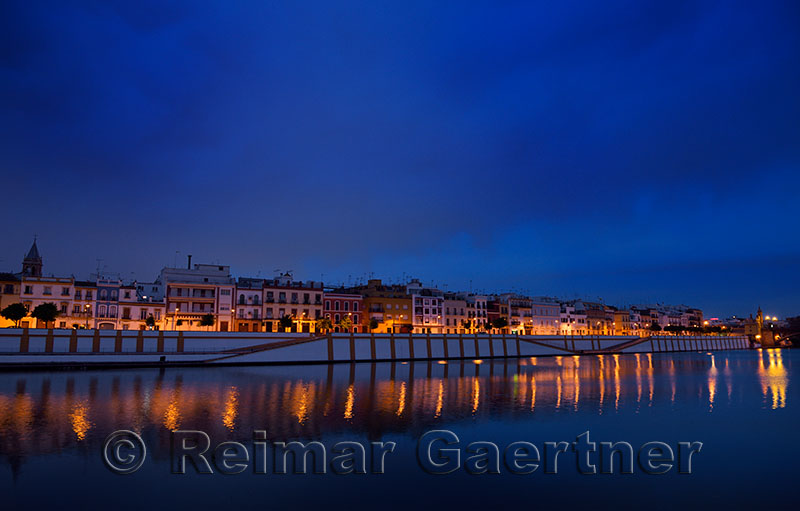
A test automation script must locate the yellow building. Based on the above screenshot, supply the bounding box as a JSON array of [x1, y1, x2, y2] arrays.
[[0, 273, 21, 327], [343, 280, 411, 333], [614, 310, 633, 335]]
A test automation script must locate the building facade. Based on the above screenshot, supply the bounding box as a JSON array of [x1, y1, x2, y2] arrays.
[[161, 263, 235, 331], [530, 299, 561, 335], [323, 292, 363, 332]]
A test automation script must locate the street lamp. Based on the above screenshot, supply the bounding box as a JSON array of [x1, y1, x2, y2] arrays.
[[84, 304, 90, 329], [174, 307, 179, 330]]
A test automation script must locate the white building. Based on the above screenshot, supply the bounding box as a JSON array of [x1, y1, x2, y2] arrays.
[[462, 293, 488, 331], [406, 279, 444, 333], [161, 262, 235, 331], [531, 298, 561, 335], [560, 305, 588, 335]]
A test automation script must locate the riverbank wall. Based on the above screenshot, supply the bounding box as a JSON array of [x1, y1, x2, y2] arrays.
[[0, 328, 751, 369]]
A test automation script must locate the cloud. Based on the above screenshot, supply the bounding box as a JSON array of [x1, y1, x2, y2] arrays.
[[0, 0, 798, 315]]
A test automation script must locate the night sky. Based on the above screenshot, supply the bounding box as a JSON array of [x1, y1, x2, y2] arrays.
[[1, 1, 798, 318]]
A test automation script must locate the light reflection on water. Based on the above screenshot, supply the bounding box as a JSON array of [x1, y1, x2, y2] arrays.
[[0, 348, 794, 497]]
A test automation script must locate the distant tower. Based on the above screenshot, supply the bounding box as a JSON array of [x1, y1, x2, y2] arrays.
[[756, 306, 763, 331], [22, 238, 42, 277]]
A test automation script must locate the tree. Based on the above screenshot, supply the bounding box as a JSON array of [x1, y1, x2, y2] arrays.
[[339, 315, 354, 332], [492, 317, 508, 330], [649, 323, 662, 332], [200, 313, 215, 331], [664, 325, 683, 335], [279, 314, 294, 331], [369, 318, 379, 331], [482, 321, 493, 332], [145, 315, 156, 330], [31, 303, 59, 328], [1, 303, 28, 327], [461, 319, 471, 331], [316, 317, 333, 333]]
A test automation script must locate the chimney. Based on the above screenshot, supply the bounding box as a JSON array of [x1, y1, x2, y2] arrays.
[[187, 254, 192, 269]]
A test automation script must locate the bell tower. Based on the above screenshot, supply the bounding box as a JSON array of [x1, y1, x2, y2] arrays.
[[22, 238, 42, 277]]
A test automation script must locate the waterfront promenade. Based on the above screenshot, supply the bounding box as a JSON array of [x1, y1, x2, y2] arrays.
[[0, 328, 750, 369]]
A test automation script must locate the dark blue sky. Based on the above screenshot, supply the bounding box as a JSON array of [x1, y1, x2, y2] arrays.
[[1, 1, 798, 318]]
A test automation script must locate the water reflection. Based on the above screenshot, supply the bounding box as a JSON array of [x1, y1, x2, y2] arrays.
[[759, 349, 788, 409], [0, 350, 792, 475]]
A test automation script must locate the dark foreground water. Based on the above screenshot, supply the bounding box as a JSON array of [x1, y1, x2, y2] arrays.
[[0, 349, 795, 510]]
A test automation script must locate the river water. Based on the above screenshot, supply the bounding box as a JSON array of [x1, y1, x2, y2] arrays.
[[0, 349, 795, 510]]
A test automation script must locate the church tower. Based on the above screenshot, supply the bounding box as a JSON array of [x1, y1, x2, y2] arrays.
[[756, 306, 763, 331], [22, 238, 42, 277]]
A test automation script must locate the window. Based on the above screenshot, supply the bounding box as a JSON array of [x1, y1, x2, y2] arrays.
[[111, 291, 118, 300], [60, 304, 67, 313], [140, 309, 148, 320], [122, 307, 131, 319], [353, 303, 358, 312], [109, 305, 117, 317], [100, 289, 107, 299], [86, 291, 92, 300], [24, 285, 32, 294], [335, 301, 340, 311], [335, 314, 340, 322], [221, 289, 231, 296], [43, 286, 52, 295], [344, 302, 349, 311], [74, 290, 82, 300], [353, 314, 358, 323], [325, 300, 330, 310], [99, 305, 107, 317], [124, 291, 131, 299], [61, 287, 70, 296], [73, 305, 80, 314]]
